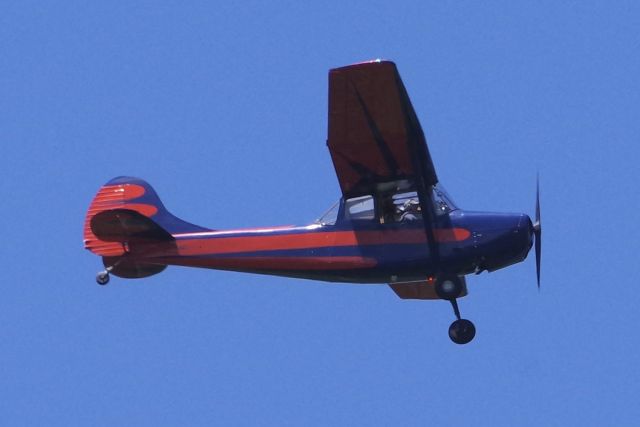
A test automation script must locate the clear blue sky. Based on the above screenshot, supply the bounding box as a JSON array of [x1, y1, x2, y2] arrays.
[[2, 1, 639, 425]]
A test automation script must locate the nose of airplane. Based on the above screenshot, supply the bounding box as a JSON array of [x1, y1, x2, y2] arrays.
[[475, 212, 534, 271], [457, 211, 535, 273], [515, 213, 534, 258]]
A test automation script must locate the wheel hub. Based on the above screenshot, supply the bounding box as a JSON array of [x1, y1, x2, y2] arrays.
[[441, 280, 456, 293]]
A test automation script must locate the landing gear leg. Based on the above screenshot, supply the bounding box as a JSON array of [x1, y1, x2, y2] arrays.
[[447, 298, 476, 345], [434, 274, 476, 344]]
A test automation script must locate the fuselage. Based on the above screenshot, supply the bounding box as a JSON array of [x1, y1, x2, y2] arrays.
[[140, 209, 534, 284]]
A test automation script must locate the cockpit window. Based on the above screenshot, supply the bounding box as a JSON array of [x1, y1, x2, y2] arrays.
[[385, 185, 458, 220], [345, 195, 375, 220], [392, 192, 423, 222], [314, 184, 458, 225]]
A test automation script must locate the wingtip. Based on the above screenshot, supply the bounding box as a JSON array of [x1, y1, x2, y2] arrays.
[[330, 59, 395, 73]]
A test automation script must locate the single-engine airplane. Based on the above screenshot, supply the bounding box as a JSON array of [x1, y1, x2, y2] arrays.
[[84, 60, 541, 344]]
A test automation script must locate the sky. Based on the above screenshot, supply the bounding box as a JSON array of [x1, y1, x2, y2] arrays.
[[1, 1, 639, 425]]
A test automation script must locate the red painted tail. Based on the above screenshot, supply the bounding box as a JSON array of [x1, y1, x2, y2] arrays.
[[83, 176, 209, 258]]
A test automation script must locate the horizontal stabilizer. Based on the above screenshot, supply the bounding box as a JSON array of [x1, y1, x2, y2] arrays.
[[90, 209, 174, 243]]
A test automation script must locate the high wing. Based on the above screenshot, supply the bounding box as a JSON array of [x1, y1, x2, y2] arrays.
[[327, 60, 438, 199], [327, 61, 443, 260]]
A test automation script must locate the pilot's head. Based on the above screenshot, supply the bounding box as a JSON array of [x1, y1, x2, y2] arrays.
[[403, 199, 420, 212]]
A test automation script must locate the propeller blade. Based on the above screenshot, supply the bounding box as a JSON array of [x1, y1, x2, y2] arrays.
[[534, 175, 542, 289]]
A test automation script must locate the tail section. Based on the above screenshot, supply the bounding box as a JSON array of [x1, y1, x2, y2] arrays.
[[84, 176, 209, 278]]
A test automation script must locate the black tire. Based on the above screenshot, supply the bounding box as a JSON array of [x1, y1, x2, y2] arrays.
[[435, 274, 463, 300], [96, 272, 110, 286], [448, 319, 476, 344]]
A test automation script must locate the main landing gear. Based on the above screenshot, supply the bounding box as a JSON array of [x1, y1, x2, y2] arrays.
[[435, 275, 476, 345]]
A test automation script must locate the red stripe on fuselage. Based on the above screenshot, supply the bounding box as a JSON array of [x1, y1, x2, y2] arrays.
[[155, 256, 377, 271], [173, 228, 471, 256]]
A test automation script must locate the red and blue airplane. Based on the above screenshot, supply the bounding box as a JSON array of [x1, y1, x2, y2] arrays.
[[84, 60, 541, 344]]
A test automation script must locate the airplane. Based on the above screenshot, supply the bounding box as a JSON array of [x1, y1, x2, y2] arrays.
[[83, 60, 541, 344]]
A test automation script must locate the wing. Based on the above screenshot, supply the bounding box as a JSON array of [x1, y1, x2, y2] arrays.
[[327, 60, 438, 199]]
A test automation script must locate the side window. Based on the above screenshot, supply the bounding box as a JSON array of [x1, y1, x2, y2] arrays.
[[345, 195, 375, 221]]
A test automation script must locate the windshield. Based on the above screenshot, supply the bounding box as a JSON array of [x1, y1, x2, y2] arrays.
[[315, 201, 340, 225], [433, 184, 458, 214]]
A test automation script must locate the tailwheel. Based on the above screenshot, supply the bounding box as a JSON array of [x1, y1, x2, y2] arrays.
[[448, 319, 476, 344], [96, 260, 120, 286], [96, 271, 110, 286]]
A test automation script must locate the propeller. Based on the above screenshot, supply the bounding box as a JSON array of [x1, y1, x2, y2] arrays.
[[533, 174, 542, 289]]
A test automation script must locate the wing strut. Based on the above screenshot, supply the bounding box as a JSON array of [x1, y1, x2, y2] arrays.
[[392, 71, 441, 265]]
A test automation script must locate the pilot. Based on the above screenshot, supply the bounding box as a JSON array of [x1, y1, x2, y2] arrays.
[[400, 199, 421, 221]]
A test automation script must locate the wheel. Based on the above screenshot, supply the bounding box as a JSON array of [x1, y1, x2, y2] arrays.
[[435, 274, 463, 300], [96, 271, 110, 285], [448, 319, 476, 344]]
